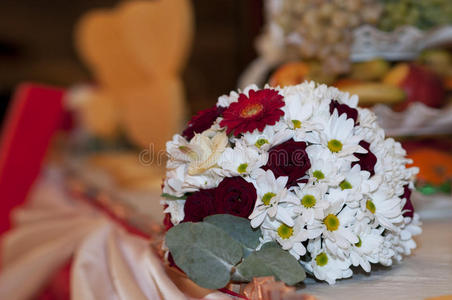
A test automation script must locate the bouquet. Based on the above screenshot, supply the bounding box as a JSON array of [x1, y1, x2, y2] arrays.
[[161, 82, 421, 288]]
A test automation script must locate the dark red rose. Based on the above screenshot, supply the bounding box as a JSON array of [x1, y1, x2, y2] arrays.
[[214, 177, 257, 218], [182, 105, 224, 140], [402, 185, 414, 218], [182, 189, 216, 222], [352, 141, 377, 176], [329, 100, 358, 125], [263, 139, 311, 187]]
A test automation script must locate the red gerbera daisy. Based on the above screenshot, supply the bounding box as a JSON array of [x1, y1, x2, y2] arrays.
[[220, 89, 285, 136]]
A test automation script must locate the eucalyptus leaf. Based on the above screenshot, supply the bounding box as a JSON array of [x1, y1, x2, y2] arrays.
[[165, 222, 243, 289], [204, 214, 261, 256], [235, 243, 306, 286], [161, 193, 187, 200]]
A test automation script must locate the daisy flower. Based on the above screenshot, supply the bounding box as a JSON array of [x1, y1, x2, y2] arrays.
[[218, 140, 268, 176], [241, 121, 293, 151], [220, 89, 285, 136], [262, 216, 309, 259], [329, 164, 379, 208], [303, 239, 353, 285], [248, 169, 297, 227], [360, 185, 404, 231], [292, 182, 329, 225], [307, 110, 367, 161], [348, 223, 384, 272], [308, 200, 359, 253], [329, 99, 358, 125], [281, 93, 322, 141], [306, 144, 344, 186]]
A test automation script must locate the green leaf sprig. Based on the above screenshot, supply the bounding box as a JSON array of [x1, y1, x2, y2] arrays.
[[165, 214, 306, 289]]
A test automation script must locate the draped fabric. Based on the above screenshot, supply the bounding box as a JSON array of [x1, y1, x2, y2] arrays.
[[0, 168, 230, 300]]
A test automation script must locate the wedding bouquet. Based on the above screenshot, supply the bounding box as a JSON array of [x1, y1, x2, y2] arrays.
[[161, 82, 421, 288]]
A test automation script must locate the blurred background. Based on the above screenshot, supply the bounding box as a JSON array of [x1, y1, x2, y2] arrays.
[[0, 0, 263, 121]]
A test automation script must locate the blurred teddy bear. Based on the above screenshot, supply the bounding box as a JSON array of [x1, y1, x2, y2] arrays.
[[72, 0, 193, 155]]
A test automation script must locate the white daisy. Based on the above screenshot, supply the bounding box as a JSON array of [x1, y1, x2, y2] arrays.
[[359, 185, 404, 231], [348, 223, 384, 272], [281, 93, 322, 141], [308, 200, 359, 253], [218, 140, 268, 176], [241, 121, 293, 151], [303, 239, 353, 285], [292, 182, 329, 225], [261, 216, 309, 259], [329, 164, 380, 208], [248, 169, 297, 227], [306, 144, 344, 186], [307, 110, 367, 161]]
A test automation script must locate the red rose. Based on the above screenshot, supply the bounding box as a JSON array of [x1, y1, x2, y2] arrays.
[[182, 189, 216, 222], [182, 177, 257, 222], [214, 177, 257, 218], [182, 105, 224, 140], [352, 141, 377, 176], [263, 139, 311, 187], [329, 99, 358, 125]]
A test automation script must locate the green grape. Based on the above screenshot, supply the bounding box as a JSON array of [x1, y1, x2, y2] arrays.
[[378, 0, 452, 31]]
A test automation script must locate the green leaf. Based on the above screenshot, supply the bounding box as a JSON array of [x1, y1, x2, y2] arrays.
[[235, 243, 306, 286], [204, 214, 261, 256], [161, 193, 187, 200], [165, 222, 243, 289]]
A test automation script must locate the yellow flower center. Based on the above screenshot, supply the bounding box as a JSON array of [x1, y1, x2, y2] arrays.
[[339, 180, 352, 190], [262, 192, 276, 206], [277, 224, 294, 239], [240, 103, 264, 118], [355, 236, 362, 247], [366, 200, 376, 214], [255, 138, 268, 148], [313, 170, 325, 180], [292, 120, 301, 129], [237, 163, 248, 174], [324, 214, 340, 231], [328, 139, 343, 153], [315, 252, 328, 266], [301, 194, 316, 208]]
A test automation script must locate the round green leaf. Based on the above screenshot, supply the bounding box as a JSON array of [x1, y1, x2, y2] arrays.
[[165, 222, 243, 289], [235, 243, 306, 286], [204, 214, 261, 256]]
